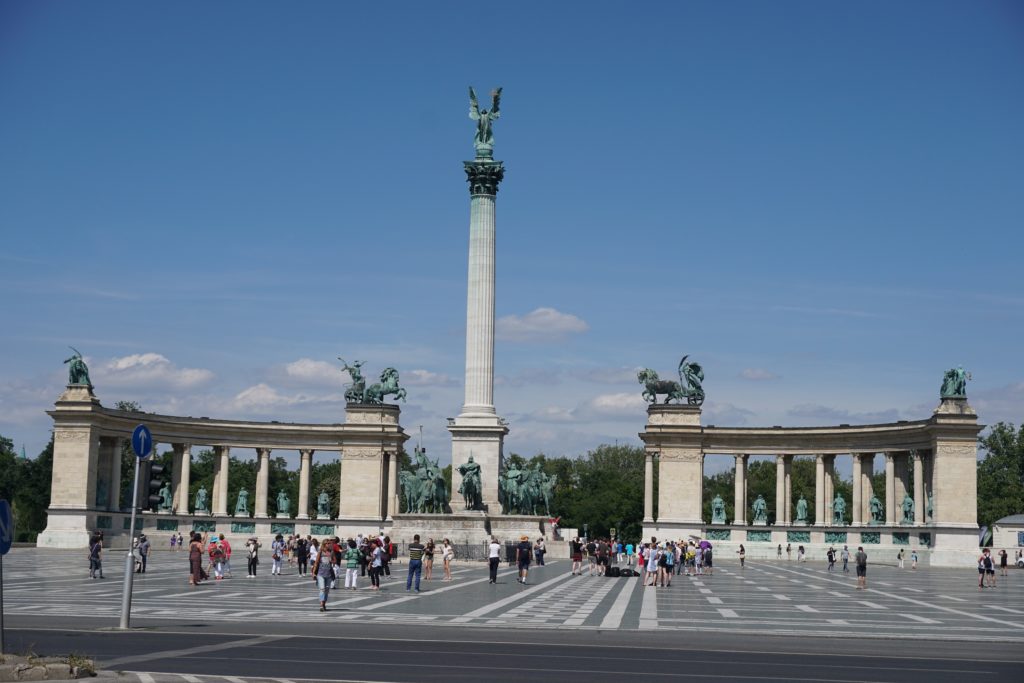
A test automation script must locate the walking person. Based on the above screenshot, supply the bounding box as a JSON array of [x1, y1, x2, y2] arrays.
[[246, 536, 261, 577], [999, 549, 1009, 577], [488, 536, 501, 584], [188, 532, 205, 585], [381, 536, 393, 579], [570, 537, 583, 575], [737, 543, 746, 569], [911, 548, 919, 570], [343, 539, 361, 589], [423, 538, 435, 581], [137, 534, 151, 573], [797, 545, 805, 563], [169, 533, 177, 553], [777, 543, 782, 560], [88, 533, 104, 579], [826, 546, 836, 572], [786, 543, 792, 561], [841, 545, 850, 573], [855, 546, 868, 589], [312, 539, 335, 611], [644, 543, 660, 587], [406, 534, 425, 592], [534, 537, 546, 566], [897, 548, 905, 569], [516, 535, 532, 584], [368, 539, 384, 591], [218, 533, 233, 577], [271, 534, 285, 576], [442, 539, 454, 581], [296, 537, 309, 576]]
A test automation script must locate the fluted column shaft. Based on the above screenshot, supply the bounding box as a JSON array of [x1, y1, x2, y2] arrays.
[[913, 451, 925, 525], [107, 438, 122, 511], [733, 454, 747, 525], [775, 455, 786, 525], [385, 452, 398, 520], [885, 452, 896, 526], [783, 455, 793, 524], [461, 192, 497, 415], [862, 457, 874, 522], [255, 448, 270, 517], [824, 456, 835, 524], [643, 452, 654, 523], [211, 446, 230, 516], [298, 449, 312, 519], [814, 454, 825, 526], [852, 454, 863, 525]]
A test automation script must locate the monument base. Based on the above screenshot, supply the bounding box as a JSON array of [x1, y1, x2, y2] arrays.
[[275, 513, 291, 519], [792, 521, 808, 527], [194, 510, 211, 516], [317, 514, 332, 520], [752, 520, 767, 526], [389, 513, 547, 547]]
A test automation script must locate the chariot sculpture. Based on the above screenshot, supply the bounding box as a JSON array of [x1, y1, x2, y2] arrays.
[[638, 355, 705, 405], [339, 358, 407, 404]]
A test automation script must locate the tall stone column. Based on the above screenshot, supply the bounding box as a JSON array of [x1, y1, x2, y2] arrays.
[[783, 455, 793, 524], [824, 456, 835, 524], [297, 449, 312, 519], [385, 451, 398, 521], [255, 448, 270, 518], [861, 456, 874, 522], [178, 444, 191, 514], [884, 452, 896, 526], [851, 453, 863, 526], [912, 450, 925, 525], [105, 437, 122, 511], [212, 446, 230, 516], [643, 451, 655, 523], [448, 156, 508, 512], [733, 454, 747, 525], [775, 455, 786, 525], [814, 454, 825, 526]]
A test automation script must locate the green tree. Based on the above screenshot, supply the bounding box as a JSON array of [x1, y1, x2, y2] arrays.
[[550, 444, 645, 541], [977, 422, 1024, 530], [310, 459, 340, 517]]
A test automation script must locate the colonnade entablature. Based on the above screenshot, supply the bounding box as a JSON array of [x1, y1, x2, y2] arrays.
[[640, 398, 982, 566], [38, 384, 408, 548]]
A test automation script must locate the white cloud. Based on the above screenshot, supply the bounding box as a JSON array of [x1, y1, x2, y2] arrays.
[[496, 307, 589, 343], [786, 403, 902, 425], [284, 358, 337, 383], [581, 392, 647, 418], [401, 369, 459, 387], [97, 353, 213, 389], [739, 368, 779, 381], [231, 383, 344, 412]]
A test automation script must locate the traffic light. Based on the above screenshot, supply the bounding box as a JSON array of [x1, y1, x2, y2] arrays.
[[147, 460, 167, 510]]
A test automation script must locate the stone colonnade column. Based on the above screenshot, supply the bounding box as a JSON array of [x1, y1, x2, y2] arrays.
[[775, 455, 786, 525], [912, 450, 925, 525], [861, 455, 874, 522], [106, 437, 122, 511], [461, 173, 500, 415], [385, 451, 398, 520], [179, 444, 191, 513], [814, 454, 825, 525], [851, 453, 863, 525], [255, 448, 270, 517], [212, 446, 230, 516], [297, 449, 312, 519], [733, 454, 747, 525], [783, 455, 793, 524], [884, 452, 896, 526], [643, 451, 655, 523], [823, 456, 835, 524]]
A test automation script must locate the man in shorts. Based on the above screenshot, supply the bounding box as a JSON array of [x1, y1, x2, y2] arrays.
[[516, 535, 532, 584], [855, 546, 868, 589]]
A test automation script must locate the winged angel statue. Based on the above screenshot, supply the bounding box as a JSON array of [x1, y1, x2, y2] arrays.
[[469, 86, 502, 158]]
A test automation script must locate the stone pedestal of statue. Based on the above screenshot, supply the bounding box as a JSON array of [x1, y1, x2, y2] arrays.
[[275, 513, 290, 519], [792, 520, 808, 527], [316, 513, 332, 520], [752, 519, 767, 526], [194, 508, 210, 516]]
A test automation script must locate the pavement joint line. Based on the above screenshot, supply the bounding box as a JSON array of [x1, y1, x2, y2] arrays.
[[904, 614, 942, 624], [638, 581, 658, 630], [358, 563, 532, 611], [452, 568, 573, 620], [104, 634, 290, 669], [986, 605, 1024, 615], [858, 601, 886, 609]]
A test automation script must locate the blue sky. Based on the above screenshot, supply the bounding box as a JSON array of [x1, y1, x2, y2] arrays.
[[1, 1, 1022, 470]]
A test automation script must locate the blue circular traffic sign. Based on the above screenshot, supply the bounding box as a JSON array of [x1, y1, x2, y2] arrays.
[[0, 499, 13, 555], [131, 424, 153, 459]]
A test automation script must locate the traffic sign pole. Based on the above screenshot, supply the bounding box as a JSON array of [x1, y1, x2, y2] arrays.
[[0, 498, 15, 654], [120, 424, 152, 630], [1, 551, 6, 654]]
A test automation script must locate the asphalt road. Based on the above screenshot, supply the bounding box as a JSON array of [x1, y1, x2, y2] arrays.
[[6, 622, 1023, 683]]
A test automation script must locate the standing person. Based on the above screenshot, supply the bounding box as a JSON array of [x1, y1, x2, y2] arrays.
[[218, 534, 233, 577], [270, 534, 285, 576], [855, 546, 868, 589], [169, 533, 177, 553], [406, 535, 425, 592], [797, 545, 805, 563], [210, 541, 226, 580], [311, 539, 335, 612], [88, 534, 104, 579], [786, 543, 792, 561], [897, 548, 905, 569], [826, 546, 836, 572], [570, 537, 583, 575], [596, 538, 608, 576], [984, 549, 996, 587], [644, 542, 660, 587], [911, 548, 919, 570], [999, 549, 1009, 577], [663, 542, 674, 586], [286, 535, 296, 568], [343, 539, 361, 590], [637, 543, 647, 583], [841, 545, 850, 573], [137, 534, 151, 573], [358, 537, 369, 577], [516, 535, 532, 584], [177, 532, 184, 551], [625, 541, 635, 568], [534, 537, 546, 566], [296, 537, 309, 576], [777, 543, 782, 560], [423, 538, 435, 581], [586, 538, 597, 576], [487, 536, 501, 584], [442, 539, 454, 581], [246, 537, 261, 578], [188, 532, 205, 585], [737, 543, 746, 569], [369, 539, 384, 591], [704, 544, 714, 576], [381, 536, 393, 579]]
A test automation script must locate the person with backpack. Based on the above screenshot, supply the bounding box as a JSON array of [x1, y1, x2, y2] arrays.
[[381, 535, 393, 579], [516, 535, 532, 584], [343, 538, 361, 589], [88, 533, 104, 579], [311, 539, 336, 612], [662, 542, 675, 586], [704, 545, 714, 576], [270, 534, 285, 576], [210, 541, 227, 580]]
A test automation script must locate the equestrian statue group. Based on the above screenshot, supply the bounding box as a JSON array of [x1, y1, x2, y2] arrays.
[[339, 358, 407, 404], [638, 355, 705, 405]]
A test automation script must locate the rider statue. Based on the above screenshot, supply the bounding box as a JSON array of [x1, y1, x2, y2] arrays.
[[339, 358, 367, 403], [457, 455, 483, 510], [63, 347, 92, 387]]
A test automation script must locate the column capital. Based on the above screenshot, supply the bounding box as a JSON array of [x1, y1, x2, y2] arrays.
[[464, 159, 505, 195], [299, 449, 313, 459], [735, 453, 748, 464], [256, 447, 270, 458], [776, 454, 786, 465]]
